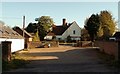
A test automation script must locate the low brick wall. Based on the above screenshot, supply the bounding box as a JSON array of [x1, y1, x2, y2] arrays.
[[28, 41, 41, 48], [94, 41, 118, 60], [49, 41, 59, 47], [76, 41, 92, 47], [43, 41, 59, 48]]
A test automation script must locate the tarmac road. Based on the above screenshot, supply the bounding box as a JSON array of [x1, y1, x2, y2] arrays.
[[4, 45, 118, 72]]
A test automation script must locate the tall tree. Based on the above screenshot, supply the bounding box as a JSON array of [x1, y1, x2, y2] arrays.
[[26, 16, 54, 41], [81, 28, 90, 41], [25, 22, 37, 33], [84, 14, 100, 42], [99, 10, 116, 39], [36, 16, 54, 41], [33, 29, 40, 41], [38, 16, 54, 32], [37, 24, 47, 41]]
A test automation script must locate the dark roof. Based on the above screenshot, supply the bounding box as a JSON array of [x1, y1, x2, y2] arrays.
[[52, 26, 68, 35], [52, 23, 72, 35], [13, 26, 32, 38], [113, 32, 120, 39], [0, 24, 23, 39]]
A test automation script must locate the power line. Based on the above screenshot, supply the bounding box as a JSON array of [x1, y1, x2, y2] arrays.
[[0, 17, 22, 19]]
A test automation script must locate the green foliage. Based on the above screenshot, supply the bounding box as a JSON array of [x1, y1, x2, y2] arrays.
[[38, 16, 54, 32], [37, 16, 54, 41], [25, 23, 37, 33], [33, 29, 40, 41], [38, 25, 47, 41], [81, 28, 90, 41], [84, 14, 100, 42], [25, 16, 54, 41], [99, 10, 116, 39], [84, 10, 116, 41]]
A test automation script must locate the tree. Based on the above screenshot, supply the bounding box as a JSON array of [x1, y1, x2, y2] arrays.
[[25, 16, 54, 41], [81, 28, 90, 41], [25, 22, 37, 33], [38, 24, 47, 41], [99, 10, 116, 39], [84, 14, 100, 42], [33, 29, 40, 41], [36, 16, 54, 41], [37, 16, 54, 32]]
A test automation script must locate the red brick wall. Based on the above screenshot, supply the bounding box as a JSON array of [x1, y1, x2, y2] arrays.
[[94, 41, 118, 60], [28, 41, 41, 48]]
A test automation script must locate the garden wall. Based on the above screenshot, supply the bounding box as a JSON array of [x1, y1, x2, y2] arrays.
[[94, 41, 118, 60], [28, 41, 41, 48]]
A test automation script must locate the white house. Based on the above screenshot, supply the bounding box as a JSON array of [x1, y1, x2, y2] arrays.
[[45, 19, 82, 41], [0, 23, 24, 52]]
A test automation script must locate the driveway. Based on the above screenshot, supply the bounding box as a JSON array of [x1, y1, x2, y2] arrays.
[[5, 45, 117, 72]]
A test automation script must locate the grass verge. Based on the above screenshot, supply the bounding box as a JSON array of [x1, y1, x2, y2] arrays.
[[2, 52, 29, 71]]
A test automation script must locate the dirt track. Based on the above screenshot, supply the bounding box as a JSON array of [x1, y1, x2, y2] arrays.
[[5, 45, 117, 72]]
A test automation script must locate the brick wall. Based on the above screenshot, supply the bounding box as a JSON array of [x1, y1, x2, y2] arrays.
[[94, 41, 118, 60], [76, 41, 92, 47], [28, 41, 41, 48]]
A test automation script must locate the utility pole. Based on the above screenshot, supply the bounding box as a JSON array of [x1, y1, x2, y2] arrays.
[[23, 15, 25, 38]]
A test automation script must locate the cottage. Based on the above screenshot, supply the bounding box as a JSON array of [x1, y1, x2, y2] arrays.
[[45, 19, 82, 42], [0, 23, 24, 52], [12, 26, 33, 49]]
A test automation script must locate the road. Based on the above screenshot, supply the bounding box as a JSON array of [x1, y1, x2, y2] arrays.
[[4, 45, 117, 72]]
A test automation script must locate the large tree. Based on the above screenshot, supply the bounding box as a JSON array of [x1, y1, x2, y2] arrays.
[[81, 28, 90, 41], [37, 16, 54, 41], [84, 14, 100, 42], [37, 16, 54, 32], [25, 22, 37, 33], [25, 16, 54, 41], [99, 10, 116, 39]]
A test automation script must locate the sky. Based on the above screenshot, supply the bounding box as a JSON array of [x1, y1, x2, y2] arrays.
[[0, 2, 118, 29]]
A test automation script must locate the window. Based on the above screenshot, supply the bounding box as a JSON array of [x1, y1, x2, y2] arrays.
[[58, 38, 61, 40], [73, 30, 75, 34]]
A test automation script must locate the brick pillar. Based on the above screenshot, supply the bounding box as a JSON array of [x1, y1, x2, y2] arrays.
[[2, 41, 12, 62]]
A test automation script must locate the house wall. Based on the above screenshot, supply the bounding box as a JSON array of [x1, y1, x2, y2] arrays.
[[62, 22, 81, 40], [56, 35, 62, 40], [0, 38, 24, 52]]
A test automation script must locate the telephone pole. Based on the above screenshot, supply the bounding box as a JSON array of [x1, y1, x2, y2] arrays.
[[23, 15, 25, 38]]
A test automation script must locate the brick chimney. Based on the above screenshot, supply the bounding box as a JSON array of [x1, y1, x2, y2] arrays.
[[62, 18, 67, 26]]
